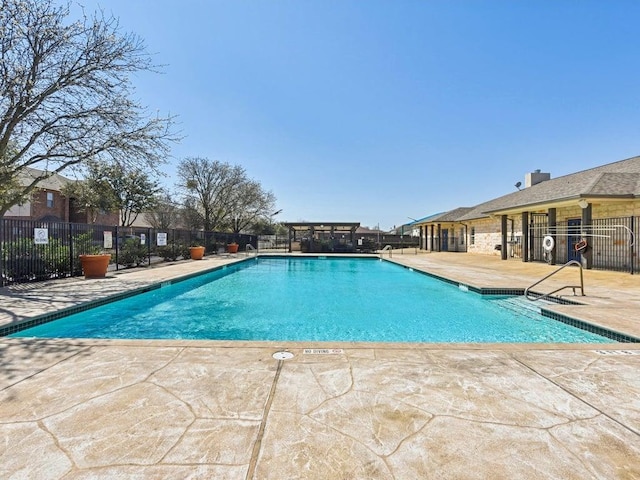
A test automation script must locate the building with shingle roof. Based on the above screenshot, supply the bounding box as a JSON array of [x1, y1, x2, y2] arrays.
[[413, 156, 640, 272], [4, 167, 119, 224]]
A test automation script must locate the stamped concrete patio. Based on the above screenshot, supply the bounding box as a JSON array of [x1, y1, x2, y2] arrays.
[[1, 252, 639, 479]]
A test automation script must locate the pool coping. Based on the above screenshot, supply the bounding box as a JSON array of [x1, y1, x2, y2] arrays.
[[2, 254, 638, 344]]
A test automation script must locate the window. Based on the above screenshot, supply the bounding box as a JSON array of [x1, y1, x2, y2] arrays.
[[46, 192, 54, 208], [470, 227, 475, 245]]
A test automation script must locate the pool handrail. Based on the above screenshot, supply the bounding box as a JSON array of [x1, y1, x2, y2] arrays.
[[379, 245, 393, 258], [524, 260, 585, 301], [245, 244, 257, 257]]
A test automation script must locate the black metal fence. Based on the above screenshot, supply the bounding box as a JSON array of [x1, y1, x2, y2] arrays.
[[257, 235, 289, 251], [523, 215, 638, 273], [256, 233, 420, 253], [0, 218, 256, 287]]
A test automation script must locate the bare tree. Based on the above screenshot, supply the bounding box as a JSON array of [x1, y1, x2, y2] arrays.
[[145, 193, 180, 229], [180, 197, 204, 230], [177, 157, 277, 232], [228, 180, 276, 233], [0, 0, 177, 217], [177, 157, 246, 231]]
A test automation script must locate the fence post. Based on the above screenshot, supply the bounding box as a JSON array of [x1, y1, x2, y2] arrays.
[[69, 223, 74, 278], [0, 219, 4, 287], [115, 225, 119, 271], [147, 227, 151, 266]]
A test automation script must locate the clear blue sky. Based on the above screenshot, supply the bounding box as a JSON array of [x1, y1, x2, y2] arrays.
[[71, 1, 640, 230]]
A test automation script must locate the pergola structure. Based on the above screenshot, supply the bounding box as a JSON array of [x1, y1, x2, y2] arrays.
[[283, 222, 360, 253]]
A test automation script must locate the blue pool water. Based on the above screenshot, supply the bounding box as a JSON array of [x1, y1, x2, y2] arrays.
[[12, 257, 610, 343]]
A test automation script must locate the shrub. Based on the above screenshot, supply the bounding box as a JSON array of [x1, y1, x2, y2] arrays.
[[118, 238, 148, 267], [40, 239, 71, 276], [157, 243, 183, 261]]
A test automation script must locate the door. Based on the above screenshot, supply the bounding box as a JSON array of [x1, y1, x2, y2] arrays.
[[441, 229, 449, 251], [567, 218, 581, 262]]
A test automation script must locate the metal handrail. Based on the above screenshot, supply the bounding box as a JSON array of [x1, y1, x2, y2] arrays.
[[245, 244, 257, 257], [379, 245, 393, 258], [524, 260, 585, 301]]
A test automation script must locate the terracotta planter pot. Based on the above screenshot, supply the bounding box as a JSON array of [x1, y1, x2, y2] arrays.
[[79, 254, 111, 278], [189, 246, 205, 260], [227, 243, 239, 254]]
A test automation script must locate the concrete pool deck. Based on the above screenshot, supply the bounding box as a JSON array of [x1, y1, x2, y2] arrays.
[[1, 252, 639, 479]]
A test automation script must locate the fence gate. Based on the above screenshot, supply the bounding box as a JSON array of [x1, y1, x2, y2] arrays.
[[529, 213, 549, 262]]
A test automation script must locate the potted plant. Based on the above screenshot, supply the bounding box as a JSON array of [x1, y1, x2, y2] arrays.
[[189, 244, 205, 260], [227, 242, 239, 254], [79, 252, 111, 278]]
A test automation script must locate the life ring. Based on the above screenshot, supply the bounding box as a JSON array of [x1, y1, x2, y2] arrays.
[[575, 239, 588, 253], [542, 235, 555, 252]]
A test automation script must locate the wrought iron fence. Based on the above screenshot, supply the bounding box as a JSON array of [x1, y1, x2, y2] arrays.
[[515, 215, 638, 273], [589, 217, 636, 273], [0, 219, 256, 287]]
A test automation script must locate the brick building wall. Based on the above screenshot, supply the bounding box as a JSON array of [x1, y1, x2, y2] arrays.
[[30, 189, 69, 222]]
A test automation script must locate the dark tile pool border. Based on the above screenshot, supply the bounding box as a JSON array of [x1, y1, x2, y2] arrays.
[[388, 259, 640, 344], [539, 310, 640, 343], [0, 284, 160, 336], [0, 259, 255, 337]]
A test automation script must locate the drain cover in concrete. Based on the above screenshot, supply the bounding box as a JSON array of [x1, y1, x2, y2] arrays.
[[273, 351, 294, 360]]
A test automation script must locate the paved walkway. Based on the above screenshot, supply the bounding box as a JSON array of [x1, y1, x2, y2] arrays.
[[1, 252, 639, 479]]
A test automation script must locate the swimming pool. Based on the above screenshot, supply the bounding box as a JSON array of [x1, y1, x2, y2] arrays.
[[12, 257, 612, 343]]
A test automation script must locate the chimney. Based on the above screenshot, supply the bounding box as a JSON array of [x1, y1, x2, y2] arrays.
[[525, 169, 550, 188]]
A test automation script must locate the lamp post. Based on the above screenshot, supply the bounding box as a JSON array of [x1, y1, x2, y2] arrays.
[[407, 217, 421, 251], [270, 209, 282, 249], [406, 216, 419, 253], [270, 209, 282, 231]]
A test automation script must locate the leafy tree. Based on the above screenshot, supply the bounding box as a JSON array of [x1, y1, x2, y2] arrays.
[[0, 0, 177, 217], [106, 164, 160, 226], [63, 161, 160, 226], [251, 218, 275, 235], [62, 172, 113, 224]]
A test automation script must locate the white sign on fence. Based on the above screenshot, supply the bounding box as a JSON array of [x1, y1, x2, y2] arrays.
[[103, 231, 113, 249], [34, 228, 49, 245], [157, 232, 168, 246]]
